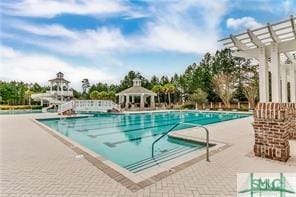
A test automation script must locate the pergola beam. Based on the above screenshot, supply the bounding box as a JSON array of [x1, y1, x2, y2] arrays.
[[267, 23, 280, 43], [291, 15, 296, 38], [220, 16, 296, 104], [247, 29, 262, 47], [232, 39, 296, 59], [230, 34, 249, 50]]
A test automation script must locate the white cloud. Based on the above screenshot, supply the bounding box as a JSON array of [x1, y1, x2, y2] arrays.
[[0, 46, 115, 89], [0, 0, 132, 18], [2, 0, 228, 56], [1, 0, 227, 60], [0, 45, 20, 58], [226, 17, 263, 31], [14, 22, 78, 38], [7, 21, 130, 57], [134, 0, 227, 54]]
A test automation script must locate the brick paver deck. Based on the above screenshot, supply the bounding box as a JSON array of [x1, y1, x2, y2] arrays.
[[1, 114, 295, 196]]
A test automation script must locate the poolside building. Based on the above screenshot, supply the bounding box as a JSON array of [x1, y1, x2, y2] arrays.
[[116, 78, 156, 110]]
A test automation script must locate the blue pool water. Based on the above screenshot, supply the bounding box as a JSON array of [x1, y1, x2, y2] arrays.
[[39, 111, 249, 173]]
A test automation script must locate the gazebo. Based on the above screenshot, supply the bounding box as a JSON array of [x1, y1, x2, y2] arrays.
[[116, 79, 156, 110], [48, 72, 72, 102]]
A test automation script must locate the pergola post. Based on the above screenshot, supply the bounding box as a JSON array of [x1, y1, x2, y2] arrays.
[[258, 46, 269, 102], [270, 42, 281, 102], [281, 65, 288, 103], [290, 64, 296, 102]]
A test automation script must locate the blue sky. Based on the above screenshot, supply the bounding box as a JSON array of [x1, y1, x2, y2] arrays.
[[0, 0, 295, 89]]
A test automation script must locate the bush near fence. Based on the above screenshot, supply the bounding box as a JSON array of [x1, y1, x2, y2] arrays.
[[154, 102, 254, 111], [0, 105, 42, 110]]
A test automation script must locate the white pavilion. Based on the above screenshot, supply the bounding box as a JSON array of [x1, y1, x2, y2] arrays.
[[219, 15, 296, 103], [31, 72, 74, 106], [116, 79, 156, 110]]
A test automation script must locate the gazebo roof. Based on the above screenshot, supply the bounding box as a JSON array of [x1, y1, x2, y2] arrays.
[[116, 86, 156, 96], [48, 78, 70, 83], [48, 72, 70, 83]]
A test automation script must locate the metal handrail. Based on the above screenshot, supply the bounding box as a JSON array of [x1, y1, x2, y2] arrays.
[[151, 122, 210, 162], [151, 123, 180, 157]]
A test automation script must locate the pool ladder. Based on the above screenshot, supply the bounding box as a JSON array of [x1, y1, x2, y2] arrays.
[[151, 122, 210, 162]]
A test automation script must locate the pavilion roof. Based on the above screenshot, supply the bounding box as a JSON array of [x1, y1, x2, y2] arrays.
[[116, 86, 156, 96], [219, 15, 296, 64], [48, 78, 70, 83]]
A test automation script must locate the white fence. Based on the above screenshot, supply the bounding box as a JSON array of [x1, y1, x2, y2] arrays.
[[59, 100, 120, 114]]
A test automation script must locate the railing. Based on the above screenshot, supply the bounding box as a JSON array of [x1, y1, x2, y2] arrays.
[[58, 100, 121, 115], [46, 90, 74, 97], [59, 100, 74, 114], [31, 91, 74, 100], [151, 122, 210, 162], [74, 100, 120, 112]]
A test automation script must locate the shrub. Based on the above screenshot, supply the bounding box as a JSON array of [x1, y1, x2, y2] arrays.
[[0, 105, 42, 110]]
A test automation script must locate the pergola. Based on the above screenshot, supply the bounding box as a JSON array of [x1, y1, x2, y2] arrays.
[[116, 79, 156, 110], [219, 15, 296, 103]]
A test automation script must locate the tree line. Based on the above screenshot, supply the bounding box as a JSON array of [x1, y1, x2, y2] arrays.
[[0, 49, 259, 108], [84, 49, 258, 108]]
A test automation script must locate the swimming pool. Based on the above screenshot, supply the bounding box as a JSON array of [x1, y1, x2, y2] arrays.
[[39, 111, 249, 173]]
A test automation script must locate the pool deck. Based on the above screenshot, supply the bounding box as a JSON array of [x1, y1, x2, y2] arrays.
[[1, 113, 296, 196]]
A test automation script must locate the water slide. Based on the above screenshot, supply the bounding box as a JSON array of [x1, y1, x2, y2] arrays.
[[31, 92, 65, 112]]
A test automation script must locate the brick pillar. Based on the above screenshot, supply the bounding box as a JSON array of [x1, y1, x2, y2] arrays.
[[288, 103, 296, 139], [253, 103, 290, 162]]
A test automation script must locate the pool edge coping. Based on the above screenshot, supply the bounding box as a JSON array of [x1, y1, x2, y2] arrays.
[[31, 118, 231, 192]]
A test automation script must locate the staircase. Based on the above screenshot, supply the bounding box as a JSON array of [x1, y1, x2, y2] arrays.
[[124, 145, 199, 173], [42, 104, 55, 113], [59, 100, 75, 115]]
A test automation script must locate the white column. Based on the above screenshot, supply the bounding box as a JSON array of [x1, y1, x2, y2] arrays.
[[258, 46, 269, 102], [290, 64, 296, 102], [151, 95, 155, 108], [50, 82, 53, 93], [118, 95, 122, 104], [140, 94, 144, 109], [281, 64, 288, 103], [270, 42, 281, 102], [125, 94, 129, 108], [132, 96, 135, 103], [60, 82, 64, 101]]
